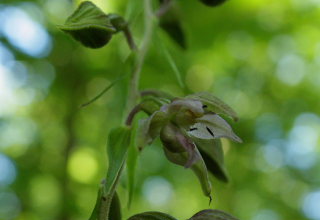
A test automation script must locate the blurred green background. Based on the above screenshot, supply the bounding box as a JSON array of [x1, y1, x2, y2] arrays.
[[1, 0, 320, 220]]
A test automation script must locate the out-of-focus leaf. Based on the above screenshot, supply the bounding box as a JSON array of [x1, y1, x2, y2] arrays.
[[159, 7, 186, 49], [199, 0, 227, 7], [195, 138, 228, 182], [187, 92, 238, 121], [80, 74, 126, 108], [189, 114, 242, 143], [189, 209, 239, 220], [136, 111, 167, 150], [58, 1, 116, 48], [105, 126, 131, 196], [109, 192, 121, 220], [163, 147, 212, 198], [128, 211, 178, 220]]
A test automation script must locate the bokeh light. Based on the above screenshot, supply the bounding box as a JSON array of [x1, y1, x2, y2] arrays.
[[67, 148, 99, 183], [0, 154, 17, 186], [142, 176, 173, 207], [303, 190, 320, 220], [0, 191, 21, 220], [0, 6, 51, 57]]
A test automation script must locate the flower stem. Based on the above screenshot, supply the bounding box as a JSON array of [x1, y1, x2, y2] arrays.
[[125, 0, 155, 115], [99, 1, 156, 220]]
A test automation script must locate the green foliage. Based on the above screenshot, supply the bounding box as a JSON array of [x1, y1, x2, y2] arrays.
[[189, 209, 239, 220], [199, 0, 227, 7], [58, 1, 116, 48], [128, 211, 178, 220], [127, 209, 239, 220], [159, 4, 186, 49], [105, 126, 131, 196], [109, 192, 122, 220], [5, 0, 319, 220]]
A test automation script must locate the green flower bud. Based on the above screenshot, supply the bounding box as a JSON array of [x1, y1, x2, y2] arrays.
[[199, 0, 227, 7], [160, 123, 186, 153], [108, 14, 128, 32]]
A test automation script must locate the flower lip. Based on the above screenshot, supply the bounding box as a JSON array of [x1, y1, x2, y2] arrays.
[[187, 113, 243, 143]]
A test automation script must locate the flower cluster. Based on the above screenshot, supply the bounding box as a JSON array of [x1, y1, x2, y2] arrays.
[[128, 91, 242, 198]]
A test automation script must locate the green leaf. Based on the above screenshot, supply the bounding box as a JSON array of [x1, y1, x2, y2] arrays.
[[186, 92, 238, 121], [58, 1, 116, 48], [88, 183, 104, 220], [128, 211, 178, 220], [159, 6, 186, 49], [163, 147, 212, 198], [80, 74, 126, 108], [189, 209, 239, 220], [199, 0, 227, 7], [195, 139, 229, 182], [126, 120, 139, 208], [105, 126, 131, 195], [109, 192, 122, 220]]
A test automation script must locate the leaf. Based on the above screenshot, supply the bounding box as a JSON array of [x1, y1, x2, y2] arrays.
[[195, 138, 229, 182], [199, 0, 227, 7], [80, 74, 126, 108], [128, 211, 178, 220], [159, 7, 186, 49], [88, 183, 104, 220], [109, 192, 122, 220], [163, 147, 212, 198], [105, 126, 131, 195], [58, 1, 116, 48], [186, 92, 238, 121], [189, 114, 242, 143], [189, 209, 239, 220], [126, 119, 139, 208]]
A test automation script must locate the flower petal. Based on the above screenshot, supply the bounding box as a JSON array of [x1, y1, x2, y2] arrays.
[[193, 138, 229, 182], [163, 147, 212, 199], [136, 111, 167, 151], [161, 99, 204, 127], [188, 114, 242, 143], [160, 123, 200, 168], [186, 92, 238, 121]]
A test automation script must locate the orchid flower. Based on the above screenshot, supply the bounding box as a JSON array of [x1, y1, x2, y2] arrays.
[[128, 91, 242, 199]]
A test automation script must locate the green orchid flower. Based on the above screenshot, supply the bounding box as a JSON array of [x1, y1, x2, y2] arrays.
[[128, 91, 242, 198]]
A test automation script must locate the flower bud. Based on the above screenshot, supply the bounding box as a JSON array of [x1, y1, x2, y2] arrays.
[[160, 123, 186, 153]]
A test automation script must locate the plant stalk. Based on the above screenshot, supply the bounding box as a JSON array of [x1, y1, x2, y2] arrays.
[[99, 1, 156, 220], [125, 0, 155, 115]]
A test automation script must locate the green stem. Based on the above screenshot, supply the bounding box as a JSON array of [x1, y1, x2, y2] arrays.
[[99, 1, 156, 220], [125, 0, 155, 115]]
